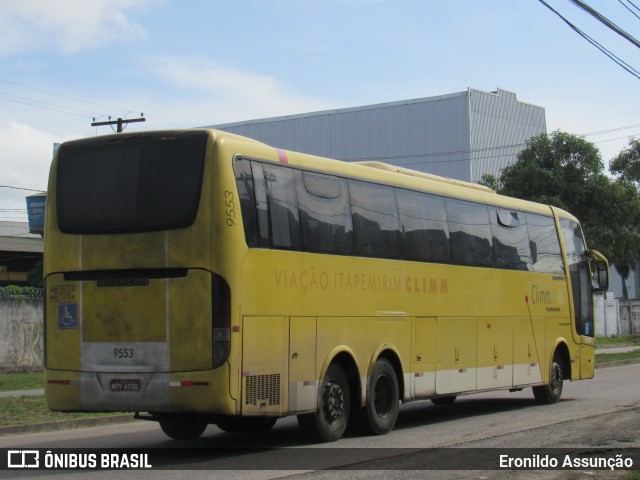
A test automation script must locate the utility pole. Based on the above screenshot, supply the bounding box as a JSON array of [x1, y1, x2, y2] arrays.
[[91, 114, 146, 133]]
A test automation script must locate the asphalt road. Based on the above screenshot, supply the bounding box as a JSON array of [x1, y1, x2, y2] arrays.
[[0, 364, 638, 479]]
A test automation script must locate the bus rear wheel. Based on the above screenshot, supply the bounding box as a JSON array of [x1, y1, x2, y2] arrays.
[[297, 363, 350, 442], [533, 353, 564, 404], [158, 414, 208, 440], [360, 358, 399, 435], [216, 416, 277, 433]]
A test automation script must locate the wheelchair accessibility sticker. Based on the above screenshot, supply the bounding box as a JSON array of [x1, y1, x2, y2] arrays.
[[58, 303, 78, 329]]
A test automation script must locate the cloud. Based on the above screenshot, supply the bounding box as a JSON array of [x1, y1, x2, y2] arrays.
[[0, 119, 65, 220], [146, 55, 336, 125], [0, 0, 161, 54]]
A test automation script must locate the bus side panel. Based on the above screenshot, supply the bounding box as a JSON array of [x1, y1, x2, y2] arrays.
[[288, 316, 317, 413], [242, 316, 287, 416], [477, 317, 513, 390], [580, 340, 595, 379], [412, 317, 436, 398], [513, 317, 543, 386], [436, 317, 477, 394]]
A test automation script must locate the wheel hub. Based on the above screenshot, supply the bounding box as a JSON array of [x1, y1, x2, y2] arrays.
[[324, 381, 344, 425]]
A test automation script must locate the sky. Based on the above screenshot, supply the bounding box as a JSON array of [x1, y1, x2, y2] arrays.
[[1, 0, 639, 222]]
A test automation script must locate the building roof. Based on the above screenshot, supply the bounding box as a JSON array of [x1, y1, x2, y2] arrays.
[[0, 222, 43, 253]]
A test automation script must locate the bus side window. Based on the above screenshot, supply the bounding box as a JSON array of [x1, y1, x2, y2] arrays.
[[349, 180, 401, 259], [447, 199, 493, 267], [490, 208, 531, 271], [263, 164, 302, 250], [396, 189, 449, 263], [526, 213, 564, 274], [234, 158, 259, 247], [296, 171, 353, 254], [251, 162, 271, 248]]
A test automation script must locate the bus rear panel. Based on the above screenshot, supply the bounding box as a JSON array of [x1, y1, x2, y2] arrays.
[[45, 131, 234, 415]]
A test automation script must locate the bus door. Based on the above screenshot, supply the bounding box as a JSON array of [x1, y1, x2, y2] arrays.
[[560, 219, 595, 379]]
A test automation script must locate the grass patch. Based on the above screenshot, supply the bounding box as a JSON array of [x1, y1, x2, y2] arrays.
[[596, 335, 640, 346], [596, 350, 640, 363], [0, 372, 43, 392], [595, 335, 640, 364], [0, 396, 124, 427]]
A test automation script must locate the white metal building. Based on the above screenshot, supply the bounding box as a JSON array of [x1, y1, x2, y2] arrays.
[[209, 87, 547, 183], [0, 222, 43, 286]]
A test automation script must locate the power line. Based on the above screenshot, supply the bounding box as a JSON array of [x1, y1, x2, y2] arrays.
[[0, 76, 184, 129], [569, 0, 640, 49], [0, 91, 99, 118], [537, 0, 640, 80], [0, 185, 45, 193], [336, 122, 640, 163], [591, 133, 639, 143], [0, 77, 132, 114], [624, 0, 640, 13], [582, 123, 640, 136], [618, 0, 640, 21]]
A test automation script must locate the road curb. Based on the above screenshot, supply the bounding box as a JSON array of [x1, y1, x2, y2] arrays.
[[0, 414, 135, 436], [595, 358, 640, 369]]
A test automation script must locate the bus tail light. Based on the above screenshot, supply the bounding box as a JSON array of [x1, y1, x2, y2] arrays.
[[212, 273, 231, 368], [47, 380, 74, 385]]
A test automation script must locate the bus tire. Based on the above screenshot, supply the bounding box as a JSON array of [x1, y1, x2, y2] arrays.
[[216, 416, 277, 433], [533, 352, 564, 404], [431, 395, 457, 405], [297, 363, 350, 442], [158, 414, 208, 440], [361, 358, 399, 435]]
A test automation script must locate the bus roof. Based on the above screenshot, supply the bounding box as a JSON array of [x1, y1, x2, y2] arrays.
[[209, 129, 558, 218]]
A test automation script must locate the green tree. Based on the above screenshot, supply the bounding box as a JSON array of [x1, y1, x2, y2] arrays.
[[492, 131, 640, 262], [479, 173, 501, 191], [27, 260, 43, 288], [610, 139, 640, 186]]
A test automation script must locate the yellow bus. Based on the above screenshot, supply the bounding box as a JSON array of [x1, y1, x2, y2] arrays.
[[44, 129, 609, 442]]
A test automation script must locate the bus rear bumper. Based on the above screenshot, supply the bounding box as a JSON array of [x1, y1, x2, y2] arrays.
[[44, 366, 235, 415]]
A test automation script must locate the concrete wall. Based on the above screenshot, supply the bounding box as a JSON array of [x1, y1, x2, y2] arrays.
[[617, 299, 640, 336], [0, 298, 43, 372], [595, 294, 619, 337]]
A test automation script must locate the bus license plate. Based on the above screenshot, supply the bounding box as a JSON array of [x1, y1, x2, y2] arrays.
[[110, 379, 141, 392]]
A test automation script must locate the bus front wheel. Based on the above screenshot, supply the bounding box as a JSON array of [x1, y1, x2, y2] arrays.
[[360, 358, 399, 435], [533, 353, 564, 404], [158, 414, 208, 440], [297, 363, 350, 442]]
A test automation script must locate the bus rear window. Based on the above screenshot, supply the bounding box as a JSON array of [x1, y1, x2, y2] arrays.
[[57, 132, 207, 234]]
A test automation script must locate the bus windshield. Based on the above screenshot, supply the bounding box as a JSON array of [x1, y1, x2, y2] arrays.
[[56, 131, 208, 234]]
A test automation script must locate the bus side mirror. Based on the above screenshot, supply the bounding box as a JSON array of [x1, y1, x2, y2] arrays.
[[588, 250, 609, 292], [594, 261, 609, 292]]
